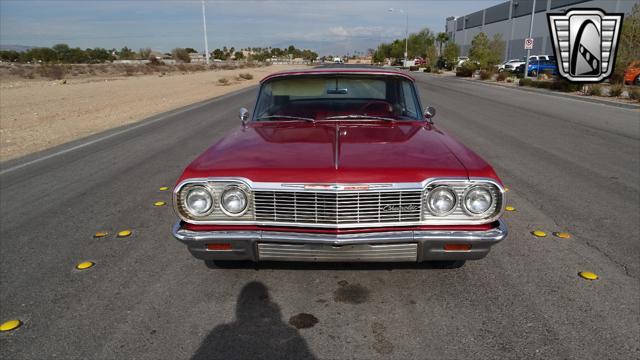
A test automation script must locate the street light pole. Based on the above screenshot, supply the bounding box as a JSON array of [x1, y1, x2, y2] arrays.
[[388, 8, 409, 67], [201, 0, 210, 65], [404, 10, 408, 67], [523, 0, 536, 79]]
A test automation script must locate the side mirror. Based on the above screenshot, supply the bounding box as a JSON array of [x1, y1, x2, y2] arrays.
[[239, 107, 249, 125], [424, 106, 436, 120]]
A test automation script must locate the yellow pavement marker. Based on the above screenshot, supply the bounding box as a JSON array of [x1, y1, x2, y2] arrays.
[[93, 231, 108, 238], [553, 232, 571, 239], [505, 206, 516, 211], [76, 261, 94, 270], [117, 230, 132, 238], [579, 271, 599, 280], [159, 186, 169, 191], [153, 201, 166, 207], [0, 319, 22, 332], [531, 230, 547, 237], [504, 187, 510, 192]]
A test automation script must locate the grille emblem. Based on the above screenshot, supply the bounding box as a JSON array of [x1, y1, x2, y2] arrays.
[[381, 204, 419, 213], [548, 8, 623, 82]]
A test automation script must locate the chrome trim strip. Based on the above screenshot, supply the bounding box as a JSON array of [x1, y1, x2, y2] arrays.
[[172, 219, 508, 245], [257, 243, 418, 262], [173, 177, 505, 228]]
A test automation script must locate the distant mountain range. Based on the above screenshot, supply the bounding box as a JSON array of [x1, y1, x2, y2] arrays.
[[0, 44, 36, 52]]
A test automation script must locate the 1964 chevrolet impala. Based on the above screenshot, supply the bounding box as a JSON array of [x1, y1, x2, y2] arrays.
[[172, 67, 507, 267]]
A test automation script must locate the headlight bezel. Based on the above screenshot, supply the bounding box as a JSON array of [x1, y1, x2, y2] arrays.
[[183, 185, 214, 216], [462, 185, 495, 217], [219, 185, 249, 217], [426, 185, 458, 216], [174, 178, 254, 223]]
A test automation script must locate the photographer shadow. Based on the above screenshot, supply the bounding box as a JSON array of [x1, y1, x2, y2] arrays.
[[191, 281, 317, 360]]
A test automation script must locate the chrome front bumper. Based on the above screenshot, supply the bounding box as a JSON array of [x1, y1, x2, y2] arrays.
[[172, 220, 507, 262]]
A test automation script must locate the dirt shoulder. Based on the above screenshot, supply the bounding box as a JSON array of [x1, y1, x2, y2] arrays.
[[0, 64, 306, 161]]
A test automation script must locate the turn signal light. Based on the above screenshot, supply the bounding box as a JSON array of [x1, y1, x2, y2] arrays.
[[444, 244, 472, 251], [207, 243, 232, 251]]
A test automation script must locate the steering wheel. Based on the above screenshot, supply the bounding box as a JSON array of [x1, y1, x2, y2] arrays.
[[357, 100, 393, 115]]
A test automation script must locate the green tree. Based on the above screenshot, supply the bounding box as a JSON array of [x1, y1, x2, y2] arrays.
[[424, 44, 438, 67], [212, 48, 224, 60], [614, 3, 640, 80], [468, 32, 492, 69], [172, 48, 191, 63], [118, 46, 136, 60], [488, 34, 506, 66], [436, 32, 449, 55], [25, 47, 58, 63], [52, 43, 71, 62], [443, 42, 460, 68], [138, 48, 152, 60], [0, 50, 21, 62], [234, 51, 244, 60], [184, 48, 198, 53]]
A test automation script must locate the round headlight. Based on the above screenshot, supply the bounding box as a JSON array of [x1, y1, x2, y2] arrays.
[[220, 186, 248, 216], [184, 186, 213, 216], [427, 186, 457, 216], [464, 186, 493, 215]]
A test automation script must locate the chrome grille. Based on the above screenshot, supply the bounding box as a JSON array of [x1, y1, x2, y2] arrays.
[[254, 191, 422, 225]]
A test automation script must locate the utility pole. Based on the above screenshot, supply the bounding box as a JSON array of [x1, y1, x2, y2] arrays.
[[201, 0, 210, 64], [523, 0, 536, 78]]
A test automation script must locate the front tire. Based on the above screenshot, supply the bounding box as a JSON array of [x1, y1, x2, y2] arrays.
[[635, 75, 639, 86]]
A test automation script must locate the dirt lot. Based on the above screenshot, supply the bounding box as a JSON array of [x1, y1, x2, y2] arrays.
[[0, 64, 306, 161]]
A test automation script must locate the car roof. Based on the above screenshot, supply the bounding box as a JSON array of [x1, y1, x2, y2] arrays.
[[260, 65, 415, 83]]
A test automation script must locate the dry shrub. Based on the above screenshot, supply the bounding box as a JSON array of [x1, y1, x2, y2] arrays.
[[479, 70, 493, 80], [38, 64, 68, 80], [496, 72, 507, 82], [238, 72, 253, 80], [585, 84, 602, 96], [629, 88, 640, 102], [217, 77, 230, 85], [608, 84, 623, 97]]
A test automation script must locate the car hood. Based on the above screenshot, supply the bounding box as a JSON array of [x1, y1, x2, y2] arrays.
[[180, 121, 494, 183]]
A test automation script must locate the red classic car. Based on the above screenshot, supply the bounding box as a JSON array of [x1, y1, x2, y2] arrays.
[[172, 67, 507, 267]]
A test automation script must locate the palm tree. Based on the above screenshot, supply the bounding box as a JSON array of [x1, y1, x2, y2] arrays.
[[436, 32, 449, 56]]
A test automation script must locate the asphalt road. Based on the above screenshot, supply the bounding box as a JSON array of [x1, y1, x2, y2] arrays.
[[1, 73, 638, 360]]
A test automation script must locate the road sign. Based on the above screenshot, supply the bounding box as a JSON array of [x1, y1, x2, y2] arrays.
[[524, 38, 534, 50]]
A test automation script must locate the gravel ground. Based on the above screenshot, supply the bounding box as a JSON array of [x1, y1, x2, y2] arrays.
[[0, 64, 306, 161]]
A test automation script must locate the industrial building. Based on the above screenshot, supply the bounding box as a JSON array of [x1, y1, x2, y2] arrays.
[[445, 0, 638, 61]]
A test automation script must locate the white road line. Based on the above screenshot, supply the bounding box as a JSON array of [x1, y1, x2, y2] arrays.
[[0, 87, 254, 176]]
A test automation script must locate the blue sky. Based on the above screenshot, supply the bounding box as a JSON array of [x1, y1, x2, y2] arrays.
[[0, 0, 503, 55]]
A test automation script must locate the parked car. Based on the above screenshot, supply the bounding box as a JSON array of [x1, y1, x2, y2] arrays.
[[172, 67, 508, 267], [527, 60, 558, 76], [413, 57, 426, 66], [455, 56, 469, 68], [333, 57, 343, 64], [528, 55, 553, 62], [497, 59, 525, 72], [623, 60, 640, 85]]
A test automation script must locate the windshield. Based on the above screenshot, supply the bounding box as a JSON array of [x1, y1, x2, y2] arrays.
[[254, 75, 423, 121]]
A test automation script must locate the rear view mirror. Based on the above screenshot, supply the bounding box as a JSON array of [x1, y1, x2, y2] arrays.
[[424, 106, 436, 120], [239, 107, 249, 125]]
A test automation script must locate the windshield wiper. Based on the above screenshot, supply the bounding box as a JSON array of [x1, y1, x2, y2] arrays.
[[255, 115, 315, 122], [323, 115, 397, 122]]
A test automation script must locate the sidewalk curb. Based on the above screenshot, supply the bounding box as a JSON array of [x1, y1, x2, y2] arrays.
[[460, 78, 640, 110]]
